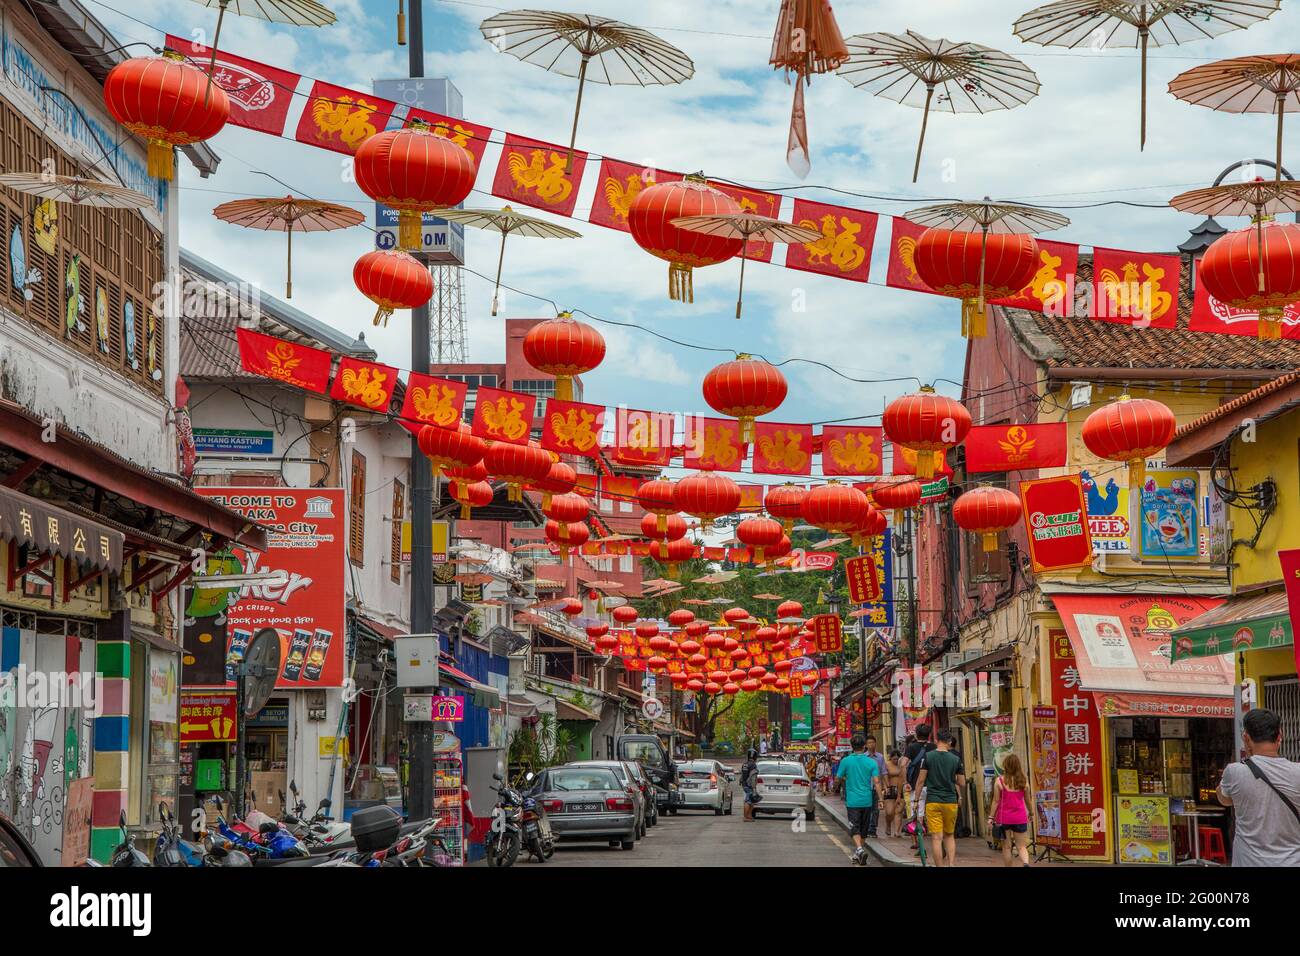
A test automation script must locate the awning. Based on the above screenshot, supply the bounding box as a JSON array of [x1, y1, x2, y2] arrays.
[[505, 694, 540, 718], [955, 644, 1015, 673], [353, 613, 405, 644], [1168, 588, 1293, 661], [1051, 594, 1233, 699], [438, 662, 502, 709], [132, 626, 185, 655], [555, 699, 599, 722], [0, 485, 123, 573]]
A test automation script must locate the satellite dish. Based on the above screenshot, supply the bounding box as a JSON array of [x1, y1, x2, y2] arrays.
[[242, 627, 282, 717]]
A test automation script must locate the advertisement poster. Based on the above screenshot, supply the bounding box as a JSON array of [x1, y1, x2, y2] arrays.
[[195, 489, 347, 689], [1115, 795, 1173, 865], [1138, 470, 1199, 560], [1030, 706, 1060, 845], [1049, 630, 1109, 860], [790, 697, 813, 740], [1081, 468, 1130, 553], [986, 713, 1015, 773], [1020, 474, 1093, 572], [1280, 548, 1300, 679]]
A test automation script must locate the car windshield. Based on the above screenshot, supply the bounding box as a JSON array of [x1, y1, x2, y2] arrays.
[[621, 741, 661, 764], [548, 768, 620, 792], [758, 762, 805, 776]]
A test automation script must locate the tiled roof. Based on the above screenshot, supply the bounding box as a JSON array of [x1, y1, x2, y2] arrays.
[[1000, 256, 1300, 372], [1174, 370, 1300, 438]]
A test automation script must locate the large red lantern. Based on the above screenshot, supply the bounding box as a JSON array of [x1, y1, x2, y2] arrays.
[[418, 422, 486, 479], [543, 491, 588, 526], [1081, 394, 1177, 489], [586, 623, 609, 640], [767, 535, 792, 563], [755, 626, 779, 644], [674, 471, 741, 524], [534, 460, 577, 509], [104, 53, 230, 181], [641, 512, 687, 542], [353, 250, 433, 327], [558, 597, 583, 617], [636, 622, 660, 639], [484, 441, 552, 502], [740, 678, 761, 693], [521, 312, 606, 401], [1198, 220, 1300, 340], [650, 538, 696, 578], [354, 124, 477, 250], [450, 479, 493, 520], [723, 607, 752, 625], [776, 599, 803, 621], [703, 631, 726, 650], [764, 483, 807, 533], [667, 609, 695, 628], [545, 519, 589, 560], [735, 516, 784, 564], [801, 480, 869, 533], [953, 485, 1022, 552], [722, 682, 741, 696], [913, 227, 1040, 338], [595, 633, 620, 653], [702, 355, 788, 444], [637, 479, 679, 534], [612, 605, 638, 625], [628, 177, 743, 302], [882, 387, 972, 479], [848, 506, 888, 549], [872, 479, 923, 527]]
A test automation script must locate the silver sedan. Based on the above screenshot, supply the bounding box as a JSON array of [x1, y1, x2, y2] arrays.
[[677, 759, 734, 815], [751, 759, 816, 820], [537, 765, 639, 851]]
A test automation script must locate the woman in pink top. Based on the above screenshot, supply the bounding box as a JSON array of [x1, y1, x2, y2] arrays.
[[987, 753, 1031, 866]]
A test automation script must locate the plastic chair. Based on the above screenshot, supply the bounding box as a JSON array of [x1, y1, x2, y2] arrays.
[[1198, 827, 1227, 865]]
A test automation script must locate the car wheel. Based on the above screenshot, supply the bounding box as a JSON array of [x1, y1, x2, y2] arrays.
[[724, 801, 733, 816], [807, 807, 816, 821], [620, 838, 636, 850], [715, 805, 723, 816]]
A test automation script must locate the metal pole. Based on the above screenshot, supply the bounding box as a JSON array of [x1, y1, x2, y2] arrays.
[[407, 0, 435, 822], [904, 508, 917, 666]]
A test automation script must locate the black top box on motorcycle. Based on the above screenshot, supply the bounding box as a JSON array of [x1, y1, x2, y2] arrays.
[[351, 805, 402, 853]]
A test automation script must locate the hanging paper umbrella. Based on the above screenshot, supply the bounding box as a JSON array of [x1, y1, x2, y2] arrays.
[[430, 206, 581, 315], [1169, 54, 1300, 183], [213, 196, 363, 298], [769, 0, 849, 176], [670, 213, 820, 318], [837, 30, 1039, 182], [1013, 1, 1279, 151], [479, 10, 694, 172], [189, 0, 336, 99], [0, 173, 153, 209]]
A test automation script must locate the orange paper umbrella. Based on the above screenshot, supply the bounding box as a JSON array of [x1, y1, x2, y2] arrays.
[[769, 0, 849, 176], [213, 196, 364, 298]]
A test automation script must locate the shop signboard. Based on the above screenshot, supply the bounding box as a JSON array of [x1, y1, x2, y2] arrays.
[[180, 692, 237, 743], [191, 428, 274, 455], [1115, 794, 1173, 865], [790, 697, 813, 740], [1030, 705, 1060, 846], [1020, 475, 1093, 572], [811, 614, 843, 652], [1279, 549, 1300, 679], [400, 519, 450, 564], [1081, 468, 1130, 554], [1138, 470, 1200, 560], [845, 554, 881, 603], [61, 778, 94, 867], [1049, 630, 1109, 861], [196, 489, 347, 689], [985, 713, 1015, 774], [857, 530, 894, 628]]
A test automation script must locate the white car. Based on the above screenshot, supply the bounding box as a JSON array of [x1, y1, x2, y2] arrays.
[[677, 759, 734, 815], [751, 760, 816, 820]]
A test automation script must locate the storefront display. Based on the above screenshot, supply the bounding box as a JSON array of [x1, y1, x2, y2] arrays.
[[432, 754, 465, 865], [1116, 794, 1173, 864]]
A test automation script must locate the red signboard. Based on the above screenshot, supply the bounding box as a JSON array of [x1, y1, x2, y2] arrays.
[[541, 398, 606, 458], [236, 328, 331, 393], [820, 426, 884, 477], [294, 81, 397, 155], [471, 386, 536, 444], [845, 554, 881, 604], [811, 615, 842, 653], [1020, 474, 1093, 573], [1278, 549, 1300, 679], [400, 373, 467, 429], [785, 199, 876, 283], [197, 489, 348, 689], [1089, 248, 1180, 329], [166, 36, 301, 136], [964, 423, 1067, 472], [751, 422, 814, 475], [1048, 629, 1109, 860], [180, 691, 237, 743]]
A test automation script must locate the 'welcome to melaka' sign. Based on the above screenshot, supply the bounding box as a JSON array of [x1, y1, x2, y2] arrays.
[[1019, 475, 1093, 573]]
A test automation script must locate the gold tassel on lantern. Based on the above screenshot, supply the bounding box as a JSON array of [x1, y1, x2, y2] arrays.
[[554, 375, 574, 402], [373, 306, 394, 328], [669, 262, 694, 303], [1128, 457, 1146, 492], [913, 450, 935, 480], [398, 209, 422, 251], [961, 298, 988, 339], [396, 0, 407, 44], [147, 140, 174, 181], [657, 514, 668, 534], [1258, 307, 1282, 341], [459, 501, 472, 520], [739, 416, 756, 445]]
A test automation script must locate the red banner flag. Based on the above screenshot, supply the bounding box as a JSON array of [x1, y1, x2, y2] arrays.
[[1019, 474, 1093, 573], [992, 240, 1080, 314], [820, 425, 884, 477], [400, 373, 467, 428], [885, 217, 935, 295], [703, 546, 727, 561], [588, 158, 683, 232], [166, 36, 300, 136], [541, 398, 606, 458], [492, 134, 588, 218], [471, 386, 536, 445], [1189, 261, 1300, 338], [1089, 248, 1180, 328], [752, 422, 814, 475], [890, 441, 952, 478], [785, 200, 876, 282], [613, 407, 674, 466], [845, 554, 882, 604], [964, 423, 1068, 472], [329, 356, 399, 412], [709, 181, 781, 262], [1279, 549, 1300, 679], [236, 328, 331, 393], [406, 107, 493, 166], [682, 415, 746, 471], [294, 81, 397, 155], [737, 485, 765, 512]]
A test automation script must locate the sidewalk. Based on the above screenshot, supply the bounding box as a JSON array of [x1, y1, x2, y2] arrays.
[[813, 791, 1075, 867]]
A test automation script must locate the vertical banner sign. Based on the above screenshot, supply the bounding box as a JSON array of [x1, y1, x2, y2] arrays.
[[785, 200, 876, 282], [859, 530, 894, 628], [844, 554, 882, 604], [1019, 474, 1093, 572], [197, 489, 347, 689], [1049, 629, 1109, 861], [1030, 705, 1061, 846], [1083, 468, 1131, 554], [885, 216, 934, 295], [1138, 470, 1200, 560], [790, 696, 813, 739], [1278, 549, 1300, 679], [811, 615, 843, 653], [613, 407, 674, 466]]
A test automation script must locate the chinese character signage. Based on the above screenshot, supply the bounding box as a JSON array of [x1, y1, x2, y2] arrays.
[[845, 554, 882, 604], [179, 692, 237, 743], [858, 530, 894, 628], [811, 614, 842, 653], [1020, 474, 1093, 573], [1030, 706, 1060, 845], [1049, 630, 1108, 861]]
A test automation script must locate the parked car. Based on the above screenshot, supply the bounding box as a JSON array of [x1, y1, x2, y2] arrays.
[[677, 759, 734, 815], [625, 761, 659, 828], [0, 813, 41, 867], [567, 760, 649, 837], [536, 765, 639, 851], [751, 759, 816, 820], [616, 733, 682, 814]]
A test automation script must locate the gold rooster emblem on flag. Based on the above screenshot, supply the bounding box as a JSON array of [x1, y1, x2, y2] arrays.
[[799, 215, 866, 273], [603, 172, 651, 223], [339, 366, 390, 408], [696, 424, 741, 469], [757, 430, 809, 472], [480, 395, 529, 441], [1019, 249, 1068, 308], [1098, 260, 1173, 322], [311, 95, 381, 151], [623, 412, 664, 456], [550, 407, 600, 451], [827, 432, 879, 474], [997, 425, 1036, 464], [895, 235, 924, 286], [409, 383, 459, 427], [264, 341, 302, 378], [508, 149, 573, 205]]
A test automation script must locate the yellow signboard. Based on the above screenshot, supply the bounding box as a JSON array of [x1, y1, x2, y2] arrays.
[[318, 736, 350, 758], [1116, 795, 1172, 865], [401, 520, 449, 564]]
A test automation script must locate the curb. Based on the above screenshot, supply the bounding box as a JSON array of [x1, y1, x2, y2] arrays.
[[813, 794, 921, 868]]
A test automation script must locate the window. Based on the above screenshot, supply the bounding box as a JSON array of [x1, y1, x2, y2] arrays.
[[390, 479, 405, 584], [349, 451, 367, 566]]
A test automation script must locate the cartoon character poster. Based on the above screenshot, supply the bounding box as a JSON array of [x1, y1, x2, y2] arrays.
[[1080, 468, 1130, 554], [1139, 470, 1199, 560]]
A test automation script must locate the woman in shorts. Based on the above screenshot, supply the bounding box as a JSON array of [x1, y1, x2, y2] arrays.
[[882, 748, 905, 837], [987, 752, 1031, 866]]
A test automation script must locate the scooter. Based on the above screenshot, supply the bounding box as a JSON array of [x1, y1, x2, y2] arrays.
[[281, 780, 351, 849], [519, 772, 554, 863], [483, 772, 522, 868], [109, 810, 151, 867], [153, 802, 206, 866]]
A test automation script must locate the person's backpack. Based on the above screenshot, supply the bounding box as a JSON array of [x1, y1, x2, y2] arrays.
[[906, 744, 932, 790]]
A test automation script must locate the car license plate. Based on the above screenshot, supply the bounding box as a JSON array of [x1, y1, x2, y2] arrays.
[[570, 803, 601, 812], [767, 785, 790, 791]]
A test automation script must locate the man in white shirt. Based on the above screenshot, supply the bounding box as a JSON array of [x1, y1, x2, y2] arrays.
[[1217, 707, 1300, 867]]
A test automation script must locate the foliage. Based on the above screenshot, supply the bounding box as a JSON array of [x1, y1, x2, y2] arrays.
[[507, 713, 576, 780], [712, 692, 767, 753]]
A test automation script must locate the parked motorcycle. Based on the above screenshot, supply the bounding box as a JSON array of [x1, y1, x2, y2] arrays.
[[153, 802, 206, 866], [484, 772, 522, 868], [519, 772, 554, 863], [109, 810, 151, 867], [280, 780, 350, 850]]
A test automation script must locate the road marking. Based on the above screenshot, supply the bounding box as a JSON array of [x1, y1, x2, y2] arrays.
[[817, 820, 854, 859]]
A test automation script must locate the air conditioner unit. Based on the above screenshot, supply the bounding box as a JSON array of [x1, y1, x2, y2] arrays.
[[942, 652, 962, 671], [963, 648, 982, 662]]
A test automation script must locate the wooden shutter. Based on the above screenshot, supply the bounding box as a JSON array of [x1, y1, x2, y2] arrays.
[[349, 450, 367, 566], [390, 478, 405, 584]]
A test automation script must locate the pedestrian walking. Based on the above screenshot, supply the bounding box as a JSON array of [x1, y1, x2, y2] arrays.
[[834, 734, 883, 865], [863, 735, 887, 837], [883, 748, 905, 838], [901, 724, 935, 852], [815, 748, 832, 795], [987, 752, 1031, 866], [1217, 707, 1300, 866], [740, 748, 760, 822], [913, 728, 965, 867]]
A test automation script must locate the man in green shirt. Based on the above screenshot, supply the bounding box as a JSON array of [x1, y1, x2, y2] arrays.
[[913, 728, 966, 867], [834, 734, 883, 865]]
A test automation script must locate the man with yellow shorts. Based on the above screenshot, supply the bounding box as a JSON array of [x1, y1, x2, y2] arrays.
[[913, 729, 966, 867]]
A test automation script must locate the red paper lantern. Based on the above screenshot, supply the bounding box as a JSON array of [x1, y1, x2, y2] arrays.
[[953, 485, 1022, 552], [703, 632, 726, 650], [353, 250, 433, 327], [882, 387, 972, 479], [628, 177, 743, 302], [736, 516, 784, 564], [669, 672, 690, 687], [104, 53, 230, 181], [595, 633, 620, 652], [755, 626, 779, 644], [774, 677, 791, 691], [688, 652, 709, 667], [445, 460, 487, 483], [558, 597, 583, 617], [1198, 221, 1300, 340], [687, 678, 705, 692], [680, 640, 703, 656], [685, 621, 711, 638], [667, 609, 695, 628], [675, 471, 741, 524], [774, 659, 795, 674], [848, 506, 888, 549], [450, 479, 493, 520], [776, 599, 803, 620], [612, 605, 638, 624], [747, 665, 767, 679], [534, 460, 577, 509], [1081, 394, 1177, 489], [641, 512, 687, 542], [728, 667, 747, 681], [637, 478, 679, 534], [650, 538, 696, 578], [647, 655, 669, 672], [740, 678, 761, 693], [545, 519, 590, 559], [703, 681, 723, 695], [353, 124, 477, 249], [765, 483, 807, 533], [722, 682, 741, 696], [521, 312, 606, 401], [801, 480, 869, 533], [586, 623, 609, 640], [913, 227, 1040, 338], [702, 355, 788, 444], [760, 673, 779, 686], [723, 607, 752, 625], [635, 622, 660, 639], [649, 637, 674, 655], [418, 422, 486, 479], [767, 535, 792, 562], [872, 479, 923, 527], [484, 441, 552, 502], [735, 619, 760, 634], [722, 636, 740, 652], [543, 491, 589, 526]]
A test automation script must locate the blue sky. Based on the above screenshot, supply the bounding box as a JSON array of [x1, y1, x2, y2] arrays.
[[89, 0, 1300, 433]]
